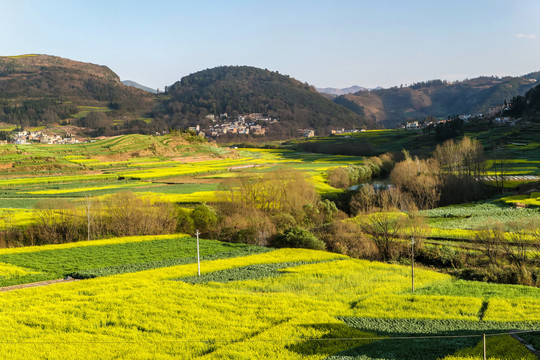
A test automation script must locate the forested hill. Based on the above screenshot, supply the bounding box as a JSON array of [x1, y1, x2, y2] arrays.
[[0, 54, 154, 126], [505, 82, 540, 121], [158, 66, 376, 136], [335, 73, 540, 128]]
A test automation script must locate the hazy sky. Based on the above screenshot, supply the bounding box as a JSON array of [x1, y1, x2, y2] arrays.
[[3, 0, 540, 90]]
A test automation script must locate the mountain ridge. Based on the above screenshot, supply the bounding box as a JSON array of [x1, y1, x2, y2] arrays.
[[2, 54, 539, 135], [335, 74, 540, 127], [122, 80, 157, 94], [316, 85, 370, 96], [0, 54, 155, 128]]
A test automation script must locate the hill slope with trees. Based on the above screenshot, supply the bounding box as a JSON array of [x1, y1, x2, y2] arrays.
[[505, 82, 540, 121], [0, 54, 155, 127], [336, 74, 540, 127], [155, 66, 376, 137]]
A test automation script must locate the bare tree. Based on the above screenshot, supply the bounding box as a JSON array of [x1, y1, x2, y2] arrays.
[[34, 200, 83, 244], [475, 224, 505, 266], [390, 156, 441, 209], [359, 212, 407, 260]]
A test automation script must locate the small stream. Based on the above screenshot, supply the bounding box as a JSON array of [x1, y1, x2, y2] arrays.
[[348, 178, 393, 191]]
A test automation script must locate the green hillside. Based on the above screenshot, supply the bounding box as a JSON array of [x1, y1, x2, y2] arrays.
[[158, 66, 376, 136], [0, 54, 155, 129], [336, 74, 540, 127]]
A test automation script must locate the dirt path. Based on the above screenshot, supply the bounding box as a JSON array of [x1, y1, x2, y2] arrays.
[[0, 278, 79, 292], [511, 333, 540, 358]]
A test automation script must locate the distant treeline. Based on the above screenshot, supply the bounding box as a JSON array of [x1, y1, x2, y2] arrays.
[[505, 82, 540, 121]]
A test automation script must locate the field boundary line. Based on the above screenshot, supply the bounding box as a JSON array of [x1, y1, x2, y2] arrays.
[[0, 330, 539, 344], [511, 333, 540, 358], [0, 278, 79, 292]]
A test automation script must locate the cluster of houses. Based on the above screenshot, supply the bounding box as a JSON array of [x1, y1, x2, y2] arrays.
[[330, 128, 367, 134], [199, 113, 279, 138], [404, 113, 517, 130], [404, 119, 453, 129], [10, 131, 83, 145], [401, 100, 518, 130], [300, 129, 315, 137], [493, 117, 517, 126]]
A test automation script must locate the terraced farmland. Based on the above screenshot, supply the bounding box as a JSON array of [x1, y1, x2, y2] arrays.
[[0, 135, 367, 231], [0, 238, 537, 359]]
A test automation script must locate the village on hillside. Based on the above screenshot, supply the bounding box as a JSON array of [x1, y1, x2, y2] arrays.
[[4, 130, 85, 145], [401, 103, 518, 130]]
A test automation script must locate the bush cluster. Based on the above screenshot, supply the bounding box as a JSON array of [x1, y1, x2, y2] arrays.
[[327, 153, 396, 190], [0, 192, 178, 247]]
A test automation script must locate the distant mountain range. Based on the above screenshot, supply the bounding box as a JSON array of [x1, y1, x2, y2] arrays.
[[0, 55, 375, 136], [1, 54, 539, 135], [316, 86, 370, 96], [122, 80, 157, 94], [333, 75, 540, 127]]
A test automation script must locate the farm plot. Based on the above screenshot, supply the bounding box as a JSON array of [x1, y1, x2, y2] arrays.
[[0, 248, 536, 359], [0, 137, 362, 214], [422, 203, 540, 231], [0, 234, 267, 287]]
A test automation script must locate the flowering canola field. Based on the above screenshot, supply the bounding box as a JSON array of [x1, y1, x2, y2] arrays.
[[0, 245, 537, 359]]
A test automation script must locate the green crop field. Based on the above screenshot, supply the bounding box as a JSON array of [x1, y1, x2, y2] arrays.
[[422, 202, 540, 230], [0, 240, 536, 359], [1, 131, 539, 358], [0, 234, 268, 286], [0, 135, 363, 213]]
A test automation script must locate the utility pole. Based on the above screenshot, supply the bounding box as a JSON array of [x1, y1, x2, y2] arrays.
[[196, 229, 200, 276], [411, 237, 415, 293], [86, 195, 91, 241]]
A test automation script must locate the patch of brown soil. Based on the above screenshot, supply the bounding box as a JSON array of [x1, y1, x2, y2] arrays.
[[515, 181, 540, 195], [151, 177, 221, 184], [0, 278, 79, 292]]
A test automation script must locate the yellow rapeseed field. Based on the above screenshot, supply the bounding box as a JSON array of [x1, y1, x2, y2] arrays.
[[0, 247, 531, 359]]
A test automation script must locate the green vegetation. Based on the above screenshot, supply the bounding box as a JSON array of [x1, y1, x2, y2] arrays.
[[330, 318, 539, 360], [416, 278, 540, 299], [0, 247, 535, 358], [334, 73, 540, 128], [422, 202, 540, 230], [271, 227, 326, 250], [160, 65, 375, 137], [179, 261, 321, 283], [287, 129, 419, 156], [0, 235, 266, 286], [0, 55, 154, 131]]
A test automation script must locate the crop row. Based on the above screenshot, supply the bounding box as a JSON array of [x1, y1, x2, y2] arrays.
[[422, 202, 540, 230], [0, 235, 261, 287], [179, 261, 330, 284], [331, 317, 537, 360], [0, 247, 535, 358]]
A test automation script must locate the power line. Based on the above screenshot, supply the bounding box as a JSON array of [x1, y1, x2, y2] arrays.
[[0, 329, 538, 344]]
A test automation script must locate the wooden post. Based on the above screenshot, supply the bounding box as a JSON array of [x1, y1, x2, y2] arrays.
[[86, 195, 91, 241], [196, 230, 201, 276], [483, 333, 486, 360], [411, 237, 415, 293]]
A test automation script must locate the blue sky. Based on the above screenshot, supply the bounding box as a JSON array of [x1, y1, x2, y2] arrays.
[[2, 0, 540, 90]]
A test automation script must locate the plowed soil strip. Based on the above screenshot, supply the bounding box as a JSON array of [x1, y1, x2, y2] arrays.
[[0, 278, 79, 292]]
